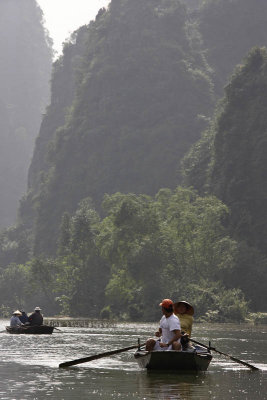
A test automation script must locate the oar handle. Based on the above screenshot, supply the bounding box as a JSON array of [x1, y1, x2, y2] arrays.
[[190, 338, 210, 348]]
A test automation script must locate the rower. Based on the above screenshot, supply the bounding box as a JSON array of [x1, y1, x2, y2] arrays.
[[145, 299, 181, 351], [28, 307, 43, 326]]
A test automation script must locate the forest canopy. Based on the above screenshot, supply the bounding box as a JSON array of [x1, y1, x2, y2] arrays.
[[0, 188, 249, 321]]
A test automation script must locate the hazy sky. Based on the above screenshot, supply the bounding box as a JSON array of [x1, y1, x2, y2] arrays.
[[37, 0, 109, 56]]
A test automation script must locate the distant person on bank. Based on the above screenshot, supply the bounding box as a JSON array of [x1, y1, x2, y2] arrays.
[[10, 310, 24, 328], [28, 307, 43, 326], [145, 299, 181, 351]]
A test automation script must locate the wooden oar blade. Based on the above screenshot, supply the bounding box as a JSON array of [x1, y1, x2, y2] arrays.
[[228, 354, 259, 371], [59, 343, 144, 368], [190, 338, 259, 371]]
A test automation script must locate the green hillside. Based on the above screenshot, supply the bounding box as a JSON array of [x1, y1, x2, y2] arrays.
[[182, 47, 267, 310], [211, 48, 267, 253], [0, 0, 52, 228], [25, 0, 213, 255]]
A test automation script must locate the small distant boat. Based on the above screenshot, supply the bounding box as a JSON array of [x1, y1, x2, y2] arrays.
[[6, 325, 54, 335], [134, 348, 212, 372]]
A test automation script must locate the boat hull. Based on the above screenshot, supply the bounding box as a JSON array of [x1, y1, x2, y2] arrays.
[[6, 325, 54, 335], [134, 350, 212, 372]]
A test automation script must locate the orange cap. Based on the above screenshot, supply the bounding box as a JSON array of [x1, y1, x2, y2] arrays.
[[159, 299, 173, 308]]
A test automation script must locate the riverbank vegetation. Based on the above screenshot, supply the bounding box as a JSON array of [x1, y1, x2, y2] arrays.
[[0, 187, 251, 321]]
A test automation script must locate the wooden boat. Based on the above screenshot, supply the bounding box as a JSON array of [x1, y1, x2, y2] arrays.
[[134, 348, 212, 372], [6, 325, 54, 335]]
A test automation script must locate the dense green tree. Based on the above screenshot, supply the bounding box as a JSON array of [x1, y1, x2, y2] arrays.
[[97, 188, 242, 320], [98, 193, 163, 320], [0, 224, 33, 266], [28, 257, 61, 312], [14, 199, 109, 316], [0, 187, 250, 319], [55, 198, 109, 316], [176, 279, 248, 322], [0, 263, 30, 311]]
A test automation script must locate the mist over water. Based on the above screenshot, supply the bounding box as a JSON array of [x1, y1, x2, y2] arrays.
[[0, 321, 266, 399]]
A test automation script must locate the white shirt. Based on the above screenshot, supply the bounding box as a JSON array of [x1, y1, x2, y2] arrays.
[[160, 314, 181, 344], [10, 315, 22, 327]]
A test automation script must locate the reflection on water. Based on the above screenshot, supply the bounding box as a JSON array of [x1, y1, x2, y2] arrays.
[[0, 320, 266, 399]]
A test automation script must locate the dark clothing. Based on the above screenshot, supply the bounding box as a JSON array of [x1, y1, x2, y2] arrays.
[[19, 313, 29, 324], [28, 311, 43, 326]]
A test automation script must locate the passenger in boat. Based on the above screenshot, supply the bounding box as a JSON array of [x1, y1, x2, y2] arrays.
[[28, 306, 43, 326], [19, 310, 29, 324], [10, 310, 24, 328], [174, 300, 194, 351], [145, 299, 181, 351], [173, 300, 194, 337]]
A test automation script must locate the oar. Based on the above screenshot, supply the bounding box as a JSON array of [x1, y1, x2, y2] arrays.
[[53, 327, 63, 332], [59, 342, 145, 368], [190, 338, 259, 371]]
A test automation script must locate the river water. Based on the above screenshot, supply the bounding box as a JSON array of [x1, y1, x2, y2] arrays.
[[0, 320, 266, 399]]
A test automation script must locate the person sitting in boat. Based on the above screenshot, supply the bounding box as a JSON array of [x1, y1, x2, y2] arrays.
[[10, 310, 24, 328], [145, 299, 181, 351], [19, 310, 29, 324], [28, 307, 43, 326], [173, 300, 194, 337]]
